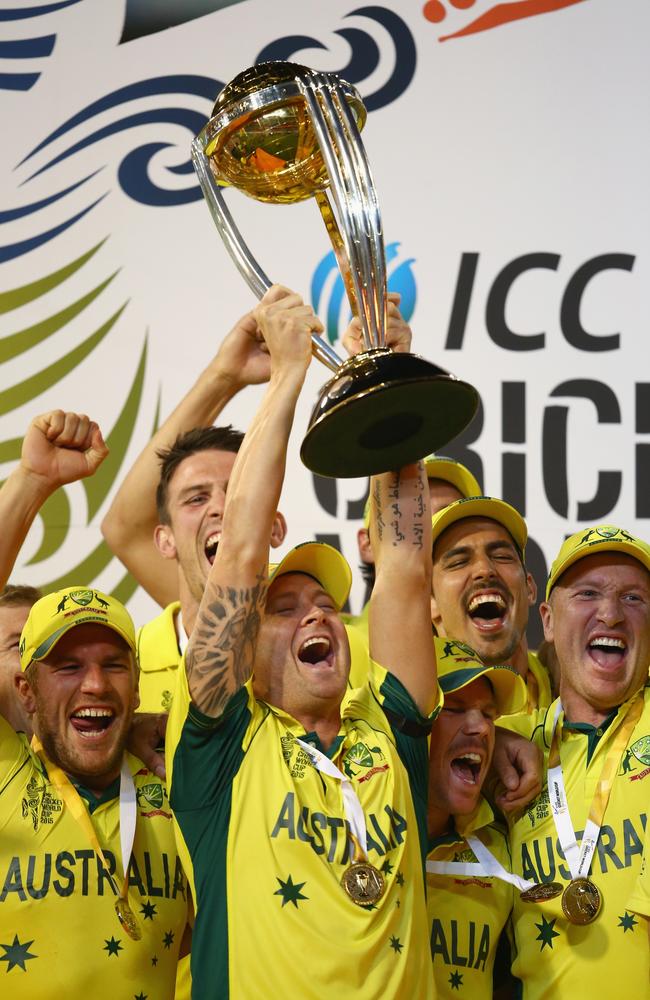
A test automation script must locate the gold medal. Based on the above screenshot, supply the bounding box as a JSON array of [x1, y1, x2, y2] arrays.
[[115, 897, 142, 940], [341, 861, 385, 906], [561, 877, 601, 925], [519, 881, 564, 903]]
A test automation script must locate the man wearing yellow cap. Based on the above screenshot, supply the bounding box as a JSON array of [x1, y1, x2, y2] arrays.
[[426, 637, 526, 998], [504, 525, 650, 996], [0, 587, 190, 997], [166, 284, 440, 997], [429, 496, 552, 713]]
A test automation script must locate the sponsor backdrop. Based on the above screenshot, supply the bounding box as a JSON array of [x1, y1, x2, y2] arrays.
[[1, 0, 647, 641]]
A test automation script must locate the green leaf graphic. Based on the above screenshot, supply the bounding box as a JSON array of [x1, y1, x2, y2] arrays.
[[0, 302, 128, 415], [0, 438, 22, 464], [0, 272, 119, 363], [83, 336, 148, 521], [0, 240, 107, 315], [42, 538, 114, 593]]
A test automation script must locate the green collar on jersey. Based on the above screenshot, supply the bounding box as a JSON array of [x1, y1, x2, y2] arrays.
[[563, 707, 618, 764], [73, 774, 120, 813], [299, 731, 345, 759]]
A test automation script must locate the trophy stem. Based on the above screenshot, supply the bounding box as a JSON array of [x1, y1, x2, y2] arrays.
[[314, 191, 359, 320], [191, 137, 342, 373], [299, 76, 387, 353]]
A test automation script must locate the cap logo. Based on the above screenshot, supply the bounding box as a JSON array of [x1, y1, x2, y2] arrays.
[[579, 526, 635, 545], [441, 639, 477, 661], [55, 590, 111, 616], [69, 589, 95, 607]]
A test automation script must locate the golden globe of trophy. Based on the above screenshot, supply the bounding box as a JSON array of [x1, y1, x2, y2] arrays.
[[192, 61, 478, 477]]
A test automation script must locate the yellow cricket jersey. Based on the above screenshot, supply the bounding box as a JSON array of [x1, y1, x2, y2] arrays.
[[167, 661, 442, 999], [426, 799, 513, 1000], [0, 715, 189, 997], [136, 602, 183, 714], [506, 687, 650, 997]]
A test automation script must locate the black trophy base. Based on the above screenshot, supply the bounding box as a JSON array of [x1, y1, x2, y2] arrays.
[[300, 349, 479, 479]]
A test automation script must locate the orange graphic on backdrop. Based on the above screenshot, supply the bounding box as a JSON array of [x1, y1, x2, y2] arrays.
[[423, 0, 588, 41]]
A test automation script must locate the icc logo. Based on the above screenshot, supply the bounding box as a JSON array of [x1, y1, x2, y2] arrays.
[[310, 242, 417, 346]]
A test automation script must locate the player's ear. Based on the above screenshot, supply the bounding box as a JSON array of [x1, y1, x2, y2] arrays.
[[15, 672, 36, 714], [270, 511, 287, 549], [357, 528, 373, 565], [526, 571, 537, 606], [154, 523, 177, 561], [430, 590, 442, 631], [540, 601, 554, 642]]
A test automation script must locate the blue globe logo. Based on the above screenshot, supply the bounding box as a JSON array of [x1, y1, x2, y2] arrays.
[[310, 242, 417, 346]]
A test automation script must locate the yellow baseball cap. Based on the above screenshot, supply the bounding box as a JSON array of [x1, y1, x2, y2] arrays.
[[19, 586, 136, 671], [424, 454, 481, 498], [362, 454, 481, 528], [435, 637, 527, 716], [546, 525, 650, 599], [430, 496, 527, 558], [268, 542, 352, 611]]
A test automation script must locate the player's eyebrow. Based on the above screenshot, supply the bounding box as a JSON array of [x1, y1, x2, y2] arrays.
[[176, 481, 214, 499], [439, 544, 472, 564], [485, 540, 517, 556]]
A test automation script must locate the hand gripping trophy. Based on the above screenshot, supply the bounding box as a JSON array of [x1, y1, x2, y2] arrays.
[[192, 61, 478, 477]]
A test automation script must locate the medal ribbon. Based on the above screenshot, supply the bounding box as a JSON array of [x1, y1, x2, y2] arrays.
[[296, 738, 368, 859], [547, 692, 643, 880], [176, 608, 189, 656], [33, 739, 137, 910], [426, 833, 534, 891]]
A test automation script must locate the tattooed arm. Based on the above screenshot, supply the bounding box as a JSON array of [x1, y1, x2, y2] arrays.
[[185, 286, 320, 718], [368, 462, 438, 715]]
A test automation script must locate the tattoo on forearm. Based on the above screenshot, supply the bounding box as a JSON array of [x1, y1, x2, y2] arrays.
[[186, 572, 268, 717], [373, 466, 426, 551], [373, 478, 385, 541]]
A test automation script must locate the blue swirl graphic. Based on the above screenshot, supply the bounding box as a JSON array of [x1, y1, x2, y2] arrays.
[[311, 242, 416, 345], [0, 72, 40, 91], [18, 75, 222, 207], [118, 143, 203, 206], [0, 196, 106, 264], [24, 108, 208, 182], [0, 1, 82, 21], [0, 36, 55, 56], [20, 76, 219, 164], [256, 5, 416, 112], [0, 35, 56, 92], [0, 171, 100, 223]]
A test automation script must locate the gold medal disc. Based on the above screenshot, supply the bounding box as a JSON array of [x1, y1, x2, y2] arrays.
[[561, 878, 601, 925], [115, 897, 142, 940], [519, 881, 564, 903], [341, 862, 385, 906]]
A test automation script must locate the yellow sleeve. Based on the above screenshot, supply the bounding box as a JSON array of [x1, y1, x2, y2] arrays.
[[0, 713, 30, 790]]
